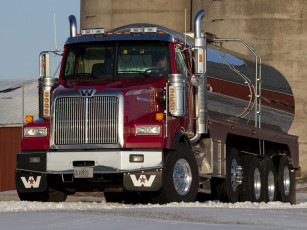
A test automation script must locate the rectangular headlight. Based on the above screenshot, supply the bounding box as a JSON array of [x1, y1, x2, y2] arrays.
[[136, 125, 161, 135], [24, 127, 47, 137]]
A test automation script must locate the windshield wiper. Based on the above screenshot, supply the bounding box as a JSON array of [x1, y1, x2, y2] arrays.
[[118, 71, 151, 78]]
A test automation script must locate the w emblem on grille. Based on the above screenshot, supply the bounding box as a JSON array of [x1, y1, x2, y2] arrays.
[[79, 88, 96, 97]]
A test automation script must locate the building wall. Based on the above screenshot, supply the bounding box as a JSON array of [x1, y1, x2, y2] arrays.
[[80, 0, 307, 176], [0, 127, 21, 192], [80, 0, 192, 31]]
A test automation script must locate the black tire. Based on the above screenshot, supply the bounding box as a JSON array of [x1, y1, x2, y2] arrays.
[[240, 156, 264, 202], [276, 155, 295, 203], [211, 148, 242, 203], [151, 143, 199, 204], [44, 189, 67, 202], [104, 192, 152, 204], [17, 191, 39, 201], [263, 158, 277, 202], [17, 188, 67, 202], [104, 192, 124, 203]]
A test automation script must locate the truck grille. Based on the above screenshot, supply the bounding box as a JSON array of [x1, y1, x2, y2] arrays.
[[54, 96, 119, 145]]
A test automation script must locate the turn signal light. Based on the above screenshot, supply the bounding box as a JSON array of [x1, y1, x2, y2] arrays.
[[156, 113, 164, 121], [25, 115, 33, 123]]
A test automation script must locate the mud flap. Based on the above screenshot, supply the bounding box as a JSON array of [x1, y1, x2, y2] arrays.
[[123, 170, 162, 191], [15, 171, 48, 193]]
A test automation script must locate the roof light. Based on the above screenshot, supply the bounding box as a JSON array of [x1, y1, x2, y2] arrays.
[[130, 27, 143, 33], [130, 27, 158, 34], [81, 28, 105, 36], [144, 27, 157, 33]]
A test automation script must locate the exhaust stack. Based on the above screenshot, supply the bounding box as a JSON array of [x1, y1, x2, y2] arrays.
[[190, 10, 208, 143], [38, 52, 58, 118], [69, 15, 77, 37]]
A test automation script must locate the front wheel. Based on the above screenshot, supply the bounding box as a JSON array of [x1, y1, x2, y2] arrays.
[[17, 188, 67, 202], [151, 143, 199, 204]]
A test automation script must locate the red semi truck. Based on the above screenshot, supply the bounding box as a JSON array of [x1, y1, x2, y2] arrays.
[[16, 10, 299, 204]]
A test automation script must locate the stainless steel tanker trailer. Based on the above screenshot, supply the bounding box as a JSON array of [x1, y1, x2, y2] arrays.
[[15, 10, 299, 204]]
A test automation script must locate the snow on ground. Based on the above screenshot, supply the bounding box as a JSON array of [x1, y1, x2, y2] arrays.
[[1, 192, 307, 229]]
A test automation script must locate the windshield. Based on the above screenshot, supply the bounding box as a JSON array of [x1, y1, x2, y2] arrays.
[[62, 41, 171, 80]]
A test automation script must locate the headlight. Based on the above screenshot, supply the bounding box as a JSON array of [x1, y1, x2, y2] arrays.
[[24, 127, 47, 137], [136, 125, 161, 135]]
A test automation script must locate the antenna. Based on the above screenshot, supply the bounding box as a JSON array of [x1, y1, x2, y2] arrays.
[[185, 8, 187, 49], [54, 13, 58, 51]]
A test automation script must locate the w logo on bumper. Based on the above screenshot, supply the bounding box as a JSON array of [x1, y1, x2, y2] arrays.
[[21, 176, 41, 188], [130, 175, 156, 187]]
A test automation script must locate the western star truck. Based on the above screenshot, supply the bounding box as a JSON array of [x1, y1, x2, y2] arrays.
[[16, 10, 299, 204]]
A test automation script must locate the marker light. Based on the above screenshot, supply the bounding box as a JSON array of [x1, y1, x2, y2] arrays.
[[25, 115, 33, 123], [156, 113, 164, 121]]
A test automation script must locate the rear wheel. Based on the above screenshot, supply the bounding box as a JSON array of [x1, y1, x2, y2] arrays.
[[240, 156, 264, 202], [276, 156, 295, 203], [263, 159, 277, 202], [212, 148, 242, 203], [151, 143, 199, 204]]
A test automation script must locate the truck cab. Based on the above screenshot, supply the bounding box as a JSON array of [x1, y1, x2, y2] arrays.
[[16, 11, 299, 204]]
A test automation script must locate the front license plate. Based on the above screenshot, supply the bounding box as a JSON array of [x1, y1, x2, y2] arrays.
[[74, 167, 93, 178]]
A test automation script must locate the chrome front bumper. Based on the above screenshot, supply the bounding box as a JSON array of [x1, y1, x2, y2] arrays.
[[45, 150, 163, 174]]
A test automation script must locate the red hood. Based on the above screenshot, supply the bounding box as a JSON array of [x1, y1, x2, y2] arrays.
[[55, 77, 165, 94]]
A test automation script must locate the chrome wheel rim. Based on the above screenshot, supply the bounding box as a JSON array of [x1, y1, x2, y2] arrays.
[[254, 168, 261, 200], [283, 165, 290, 196], [230, 159, 241, 192], [267, 171, 275, 201], [173, 158, 192, 196]]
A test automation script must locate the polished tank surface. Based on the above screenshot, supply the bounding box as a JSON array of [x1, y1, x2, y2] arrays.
[[206, 44, 294, 132]]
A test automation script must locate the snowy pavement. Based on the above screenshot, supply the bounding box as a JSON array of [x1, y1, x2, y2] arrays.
[[0, 191, 307, 229]]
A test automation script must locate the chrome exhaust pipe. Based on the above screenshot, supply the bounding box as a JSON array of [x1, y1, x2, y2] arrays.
[[194, 10, 204, 39], [190, 10, 207, 143], [68, 15, 77, 37]]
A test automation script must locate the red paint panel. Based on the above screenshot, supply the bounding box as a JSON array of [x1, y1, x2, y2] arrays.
[[207, 77, 294, 114], [0, 127, 22, 192]]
